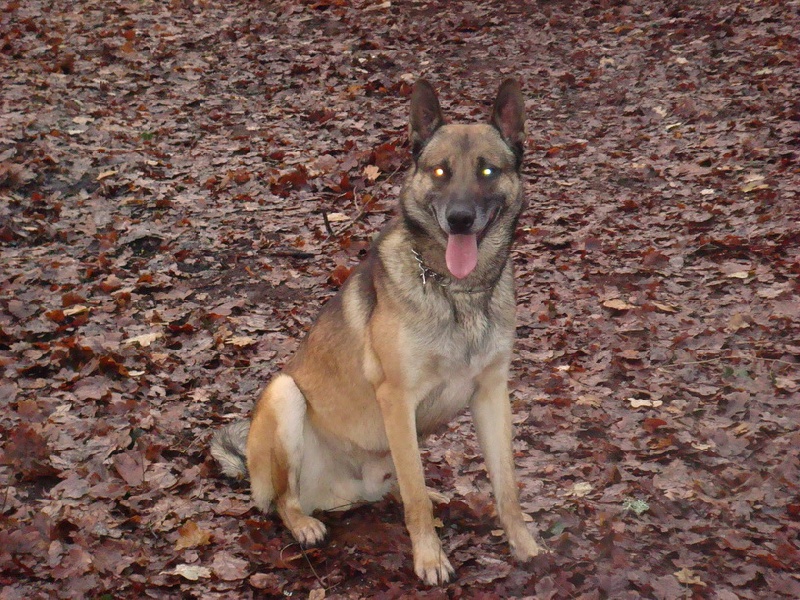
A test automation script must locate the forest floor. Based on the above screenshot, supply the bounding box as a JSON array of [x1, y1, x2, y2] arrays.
[[1, 0, 799, 598]]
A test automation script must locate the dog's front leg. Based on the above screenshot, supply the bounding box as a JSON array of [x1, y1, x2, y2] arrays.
[[471, 362, 543, 561], [378, 382, 455, 585]]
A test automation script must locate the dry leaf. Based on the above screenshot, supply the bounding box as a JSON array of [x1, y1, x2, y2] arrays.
[[774, 377, 798, 392], [124, 331, 163, 347], [741, 174, 768, 193], [577, 394, 602, 407], [629, 398, 663, 408], [363, 164, 380, 181], [691, 442, 714, 451], [674, 567, 706, 586], [326, 212, 349, 223], [603, 298, 635, 311], [727, 313, 750, 331], [63, 305, 89, 316], [175, 521, 212, 551], [732, 423, 750, 436], [618, 349, 642, 360], [211, 552, 250, 581], [163, 564, 212, 581], [570, 482, 593, 497], [652, 302, 678, 313]]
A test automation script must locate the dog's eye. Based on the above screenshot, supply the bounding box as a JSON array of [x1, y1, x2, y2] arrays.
[[480, 166, 499, 179], [433, 167, 447, 178]]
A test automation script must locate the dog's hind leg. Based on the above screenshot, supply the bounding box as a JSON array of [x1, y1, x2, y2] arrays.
[[247, 374, 327, 546]]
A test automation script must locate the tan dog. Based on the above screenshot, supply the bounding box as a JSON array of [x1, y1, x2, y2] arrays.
[[211, 79, 542, 584]]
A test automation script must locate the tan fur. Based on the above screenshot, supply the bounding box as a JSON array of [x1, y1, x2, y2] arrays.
[[212, 79, 542, 585]]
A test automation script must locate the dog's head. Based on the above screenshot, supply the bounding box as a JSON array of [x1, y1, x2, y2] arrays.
[[402, 79, 526, 280]]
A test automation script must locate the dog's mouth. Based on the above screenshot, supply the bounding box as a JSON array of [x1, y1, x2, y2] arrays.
[[444, 206, 501, 280]]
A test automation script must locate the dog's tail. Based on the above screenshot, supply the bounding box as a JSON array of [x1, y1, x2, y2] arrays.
[[210, 421, 250, 478]]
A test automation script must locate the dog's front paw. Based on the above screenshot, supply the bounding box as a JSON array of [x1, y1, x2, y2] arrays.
[[509, 528, 544, 561], [414, 544, 455, 585], [288, 515, 328, 547]]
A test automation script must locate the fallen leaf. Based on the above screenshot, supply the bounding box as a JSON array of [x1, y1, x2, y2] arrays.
[[227, 336, 257, 347], [326, 212, 349, 223], [162, 564, 212, 581], [652, 302, 678, 313], [674, 567, 706, 586], [124, 331, 163, 347], [774, 377, 798, 392], [576, 394, 602, 407], [175, 521, 212, 551], [691, 442, 714, 451], [741, 174, 768, 193], [363, 165, 380, 181], [211, 551, 250, 581], [603, 298, 635, 311], [629, 398, 663, 408], [570, 482, 593, 497], [732, 423, 750, 437], [113, 451, 145, 486], [727, 313, 750, 331]]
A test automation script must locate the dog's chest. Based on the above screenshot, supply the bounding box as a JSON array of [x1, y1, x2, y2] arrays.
[[414, 317, 506, 433]]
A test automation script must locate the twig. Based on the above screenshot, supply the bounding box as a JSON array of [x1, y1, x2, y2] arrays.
[[266, 249, 316, 259], [279, 542, 328, 591], [322, 163, 405, 244], [323, 195, 374, 243], [321, 209, 334, 236]]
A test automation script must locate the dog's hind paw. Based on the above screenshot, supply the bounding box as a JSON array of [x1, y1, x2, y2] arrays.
[[289, 515, 328, 547]]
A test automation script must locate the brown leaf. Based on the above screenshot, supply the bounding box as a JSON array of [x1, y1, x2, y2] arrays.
[[113, 450, 145, 486], [52, 546, 93, 579], [72, 376, 111, 401], [603, 298, 635, 311], [1, 424, 57, 479], [211, 551, 250, 581], [175, 521, 212, 551], [61, 291, 87, 307], [329, 264, 353, 287]]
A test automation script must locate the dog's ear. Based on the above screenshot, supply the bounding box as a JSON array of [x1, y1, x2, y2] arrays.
[[409, 79, 444, 160], [491, 79, 526, 167]]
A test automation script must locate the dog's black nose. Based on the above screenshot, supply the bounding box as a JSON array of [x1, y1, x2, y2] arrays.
[[446, 207, 475, 234]]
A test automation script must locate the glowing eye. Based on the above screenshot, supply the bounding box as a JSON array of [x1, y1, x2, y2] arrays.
[[481, 167, 495, 177], [433, 167, 446, 178]]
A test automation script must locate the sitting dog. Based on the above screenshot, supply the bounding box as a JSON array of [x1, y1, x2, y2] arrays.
[[211, 78, 542, 584]]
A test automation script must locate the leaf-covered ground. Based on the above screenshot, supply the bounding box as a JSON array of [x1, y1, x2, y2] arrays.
[[1, 0, 799, 598]]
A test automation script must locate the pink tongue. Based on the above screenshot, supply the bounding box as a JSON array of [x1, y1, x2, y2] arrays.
[[445, 234, 478, 279]]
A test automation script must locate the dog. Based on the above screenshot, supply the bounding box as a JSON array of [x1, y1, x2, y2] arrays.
[[211, 78, 542, 585]]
